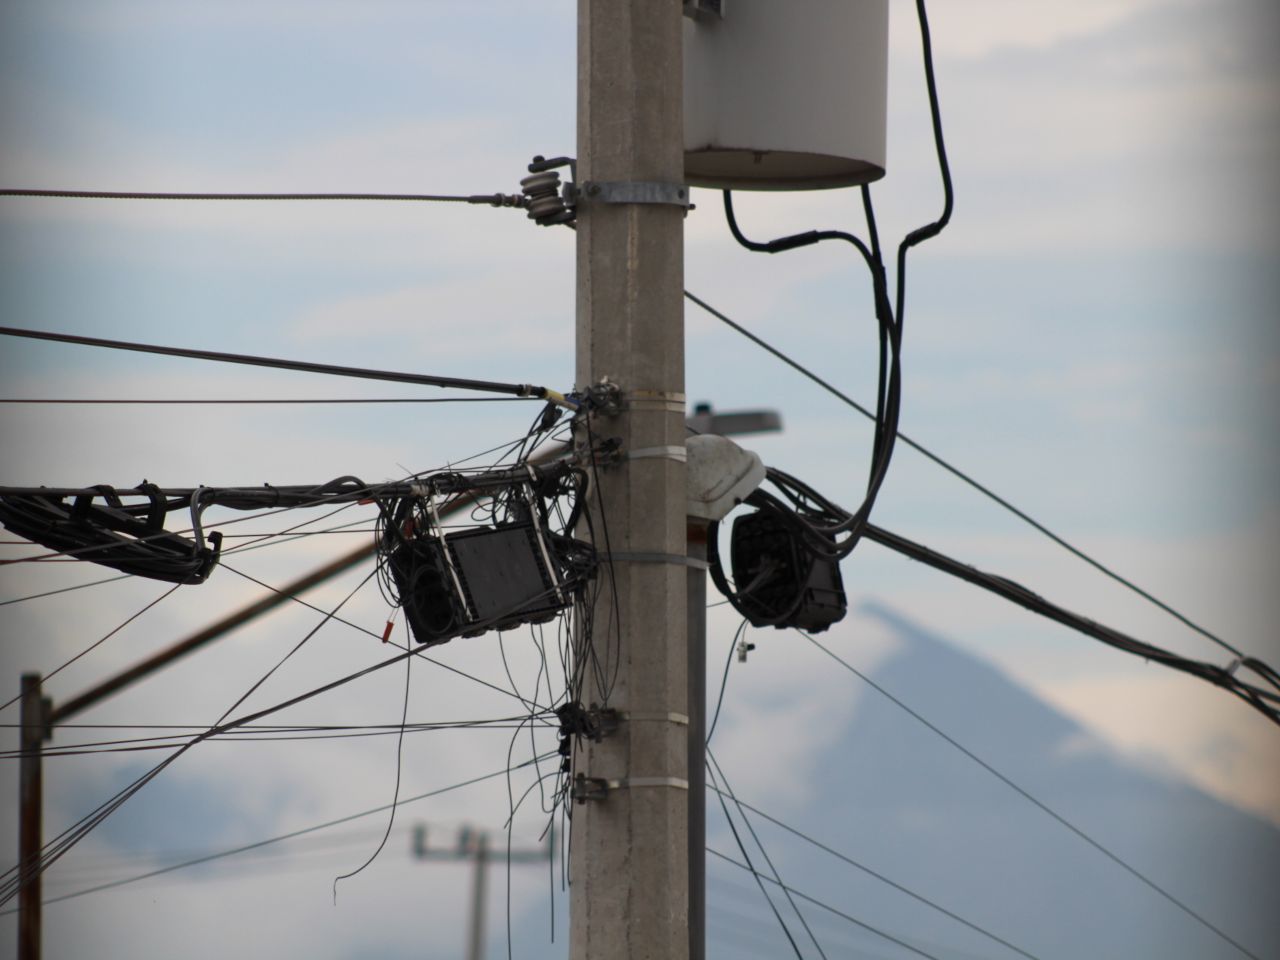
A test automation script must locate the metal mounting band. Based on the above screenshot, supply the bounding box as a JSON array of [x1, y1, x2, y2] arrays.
[[581, 181, 691, 207], [625, 777, 690, 791], [605, 551, 708, 570], [626, 445, 686, 463], [623, 711, 690, 726]]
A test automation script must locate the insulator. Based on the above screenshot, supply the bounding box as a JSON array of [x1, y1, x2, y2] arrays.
[[520, 170, 575, 226]]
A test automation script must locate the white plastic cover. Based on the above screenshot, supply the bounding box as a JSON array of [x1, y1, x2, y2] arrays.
[[684, 0, 889, 190], [686, 434, 766, 521]]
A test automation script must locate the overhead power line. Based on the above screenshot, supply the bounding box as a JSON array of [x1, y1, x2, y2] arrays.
[[0, 188, 526, 206], [705, 782, 1040, 960], [0, 752, 557, 913], [0, 325, 574, 407], [0, 397, 528, 405], [707, 848, 941, 960], [683, 288, 1244, 661], [860, 523, 1280, 724], [799, 629, 1264, 960]]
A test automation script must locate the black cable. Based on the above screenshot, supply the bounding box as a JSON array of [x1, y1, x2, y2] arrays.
[[0, 565, 381, 905], [330, 631, 412, 900], [705, 760, 805, 959], [0, 326, 571, 405], [219, 563, 557, 712], [706, 783, 1041, 960], [0, 188, 525, 206], [707, 848, 942, 960], [0, 397, 530, 405], [706, 619, 746, 746], [683, 286, 1245, 661], [798, 629, 1263, 960], [707, 749, 830, 960], [0, 752, 557, 914], [0, 574, 138, 606], [0, 582, 180, 712], [860, 523, 1280, 724]]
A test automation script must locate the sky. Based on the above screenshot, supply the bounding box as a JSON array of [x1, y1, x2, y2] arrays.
[[1, 1, 1278, 958]]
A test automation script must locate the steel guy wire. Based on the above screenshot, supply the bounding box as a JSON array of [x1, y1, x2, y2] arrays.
[[0, 752, 558, 914], [0, 188, 526, 205], [704, 783, 1040, 960], [705, 758, 805, 959], [0, 581, 180, 713], [683, 287, 1245, 662], [0, 325, 575, 407], [0, 397, 531, 404], [707, 748, 829, 960], [0, 564, 381, 904], [798, 628, 1262, 960], [706, 848, 942, 960]]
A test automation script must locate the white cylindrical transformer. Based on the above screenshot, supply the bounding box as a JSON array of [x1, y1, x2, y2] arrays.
[[684, 0, 889, 190]]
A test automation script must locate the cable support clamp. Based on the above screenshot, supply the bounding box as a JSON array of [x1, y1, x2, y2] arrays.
[[626, 445, 686, 464], [604, 551, 707, 570], [622, 711, 690, 726], [580, 181, 691, 208]]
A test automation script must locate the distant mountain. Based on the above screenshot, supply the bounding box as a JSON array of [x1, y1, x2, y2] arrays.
[[705, 601, 1280, 960]]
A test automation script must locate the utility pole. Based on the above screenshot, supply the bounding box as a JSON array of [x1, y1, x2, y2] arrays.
[[411, 823, 551, 960], [571, 1, 688, 958], [18, 674, 48, 960]]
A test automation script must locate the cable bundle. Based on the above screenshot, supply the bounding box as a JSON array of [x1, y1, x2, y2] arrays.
[[373, 460, 596, 646], [0, 485, 220, 584]]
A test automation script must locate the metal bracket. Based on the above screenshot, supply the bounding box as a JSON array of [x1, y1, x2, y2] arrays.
[[683, 0, 725, 22], [557, 701, 619, 744], [571, 773, 690, 804], [586, 378, 624, 417], [580, 181, 692, 208]]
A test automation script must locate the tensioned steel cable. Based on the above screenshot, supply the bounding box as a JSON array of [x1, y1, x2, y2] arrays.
[[798, 629, 1262, 960], [706, 848, 942, 960], [0, 397, 528, 404], [0, 326, 573, 406], [0, 188, 525, 206], [705, 783, 1040, 960], [683, 288, 1245, 661], [0, 751, 558, 913]]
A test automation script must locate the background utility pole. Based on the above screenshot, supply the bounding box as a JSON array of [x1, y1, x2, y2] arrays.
[[411, 824, 551, 960], [18, 674, 48, 960], [572, 1, 688, 959]]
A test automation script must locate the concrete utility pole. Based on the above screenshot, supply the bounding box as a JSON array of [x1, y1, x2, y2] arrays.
[[412, 824, 551, 960], [571, 1, 688, 958]]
